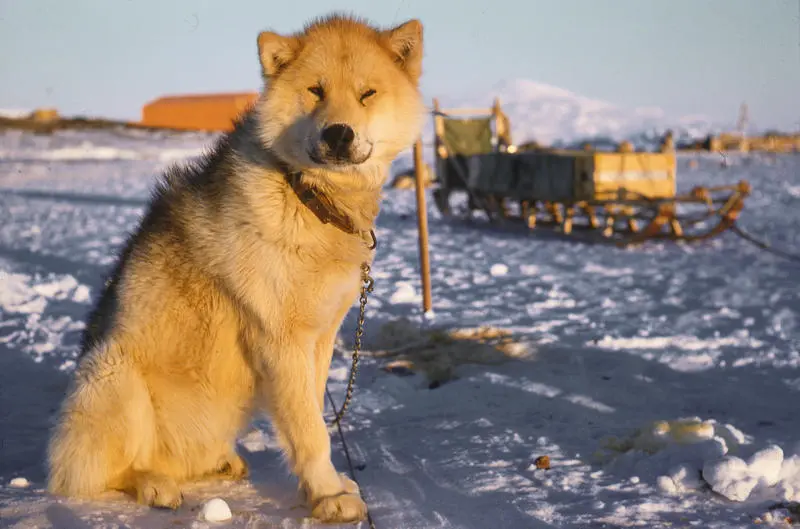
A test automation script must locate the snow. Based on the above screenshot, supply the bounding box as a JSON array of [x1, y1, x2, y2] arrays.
[[700, 447, 800, 503], [389, 281, 421, 305], [8, 478, 30, 489], [0, 128, 799, 528], [597, 417, 800, 504], [0, 109, 31, 119], [201, 498, 232, 522], [490, 263, 509, 277]]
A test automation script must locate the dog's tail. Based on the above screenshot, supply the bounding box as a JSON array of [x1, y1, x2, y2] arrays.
[[47, 342, 154, 498]]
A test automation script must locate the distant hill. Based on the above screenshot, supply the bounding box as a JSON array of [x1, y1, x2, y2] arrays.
[[426, 78, 736, 149]]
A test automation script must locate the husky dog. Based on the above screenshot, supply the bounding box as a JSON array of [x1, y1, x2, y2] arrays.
[[47, 13, 425, 523]]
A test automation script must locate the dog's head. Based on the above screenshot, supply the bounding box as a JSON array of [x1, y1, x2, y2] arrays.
[[254, 15, 425, 184]]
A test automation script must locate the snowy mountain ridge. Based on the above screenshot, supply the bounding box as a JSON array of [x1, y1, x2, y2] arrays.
[[429, 78, 733, 148]]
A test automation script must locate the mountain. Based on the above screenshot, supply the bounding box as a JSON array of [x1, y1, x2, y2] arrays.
[[389, 78, 734, 174], [426, 79, 731, 149]]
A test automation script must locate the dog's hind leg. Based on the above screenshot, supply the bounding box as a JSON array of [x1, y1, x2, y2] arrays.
[[115, 470, 183, 509], [47, 341, 158, 502], [208, 446, 249, 481], [257, 336, 367, 524]]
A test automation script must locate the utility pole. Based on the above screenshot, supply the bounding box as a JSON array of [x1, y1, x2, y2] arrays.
[[736, 101, 749, 137]]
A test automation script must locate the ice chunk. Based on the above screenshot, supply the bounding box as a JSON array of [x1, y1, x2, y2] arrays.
[[9, 477, 30, 488], [490, 263, 508, 277], [201, 498, 232, 522]]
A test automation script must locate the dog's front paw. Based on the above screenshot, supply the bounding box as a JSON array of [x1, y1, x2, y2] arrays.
[[339, 472, 359, 495], [311, 492, 367, 523]]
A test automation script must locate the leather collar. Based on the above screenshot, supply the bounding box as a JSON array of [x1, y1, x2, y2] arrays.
[[273, 156, 377, 250]]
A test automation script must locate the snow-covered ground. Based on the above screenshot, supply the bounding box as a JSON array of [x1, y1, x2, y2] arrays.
[[0, 110, 31, 120], [0, 129, 798, 528]]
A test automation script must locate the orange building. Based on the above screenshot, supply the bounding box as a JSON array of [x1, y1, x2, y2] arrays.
[[140, 92, 259, 132]]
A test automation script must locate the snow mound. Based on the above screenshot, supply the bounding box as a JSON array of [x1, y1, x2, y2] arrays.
[[703, 446, 800, 502], [599, 418, 800, 503]]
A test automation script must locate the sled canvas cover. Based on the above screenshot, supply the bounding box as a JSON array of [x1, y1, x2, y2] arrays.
[[442, 117, 494, 156], [439, 117, 495, 189]]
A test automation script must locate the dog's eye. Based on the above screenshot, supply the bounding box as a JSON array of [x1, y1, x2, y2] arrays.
[[308, 86, 324, 100], [360, 89, 376, 104]]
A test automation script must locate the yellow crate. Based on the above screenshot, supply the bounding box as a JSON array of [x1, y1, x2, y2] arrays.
[[519, 150, 677, 202], [590, 151, 676, 200]]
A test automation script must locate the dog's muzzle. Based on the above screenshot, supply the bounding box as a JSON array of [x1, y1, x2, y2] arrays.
[[310, 124, 371, 165]]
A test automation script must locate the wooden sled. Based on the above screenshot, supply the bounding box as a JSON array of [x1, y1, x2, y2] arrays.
[[426, 99, 751, 247]]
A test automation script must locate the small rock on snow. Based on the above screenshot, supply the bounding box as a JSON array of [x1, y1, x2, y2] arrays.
[[201, 498, 232, 522], [9, 477, 30, 488]]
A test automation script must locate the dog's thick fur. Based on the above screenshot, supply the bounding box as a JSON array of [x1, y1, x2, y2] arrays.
[[47, 14, 424, 523]]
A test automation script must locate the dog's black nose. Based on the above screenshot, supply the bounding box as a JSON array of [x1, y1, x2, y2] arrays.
[[320, 124, 355, 155]]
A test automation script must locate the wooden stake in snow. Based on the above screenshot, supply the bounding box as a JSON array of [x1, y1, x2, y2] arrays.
[[413, 137, 433, 314]]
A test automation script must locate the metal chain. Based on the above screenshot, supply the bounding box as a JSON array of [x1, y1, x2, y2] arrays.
[[327, 261, 374, 427], [325, 386, 378, 529]]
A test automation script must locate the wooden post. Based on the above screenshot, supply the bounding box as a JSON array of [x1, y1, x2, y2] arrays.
[[492, 97, 509, 150], [413, 137, 433, 314], [562, 205, 575, 235]]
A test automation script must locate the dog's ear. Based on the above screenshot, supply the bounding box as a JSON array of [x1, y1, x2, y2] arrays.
[[382, 19, 423, 82], [257, 31, 298, 77]]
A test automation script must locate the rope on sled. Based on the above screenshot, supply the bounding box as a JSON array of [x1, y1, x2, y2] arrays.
[[730, 223, 800, 265], [325, 385, 378, 529]]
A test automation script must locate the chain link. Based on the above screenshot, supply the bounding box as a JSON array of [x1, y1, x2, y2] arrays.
[[328, 261, 374, 427]]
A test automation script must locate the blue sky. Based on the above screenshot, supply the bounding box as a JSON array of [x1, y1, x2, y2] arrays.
[[1, 0, 798, 130]]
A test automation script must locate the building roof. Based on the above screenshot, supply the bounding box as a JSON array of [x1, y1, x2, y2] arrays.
[[143, 92, 258, 106]]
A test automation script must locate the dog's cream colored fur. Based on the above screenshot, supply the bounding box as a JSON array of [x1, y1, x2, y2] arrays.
[[47, 14, 424, 523]]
